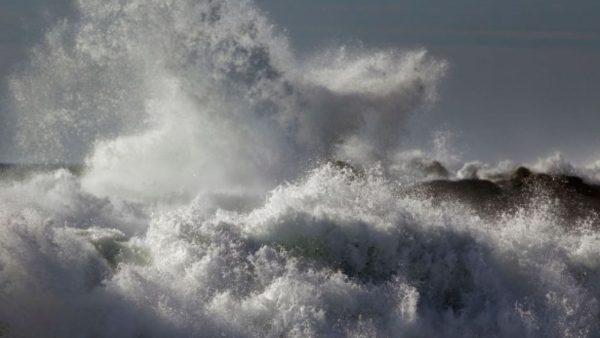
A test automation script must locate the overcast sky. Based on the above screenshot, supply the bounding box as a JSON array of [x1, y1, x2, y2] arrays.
[[2, 0, 600, 164], [256, 0, 600, 164]]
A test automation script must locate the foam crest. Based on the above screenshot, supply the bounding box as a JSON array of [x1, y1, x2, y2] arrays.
[[2, 162, 600, 336], [3, 0, 600, 337]]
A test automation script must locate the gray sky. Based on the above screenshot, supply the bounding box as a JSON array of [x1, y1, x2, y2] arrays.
[[2, 0, 600, 164], [256, 0, 600, 164], [0, 0, 73, 78]]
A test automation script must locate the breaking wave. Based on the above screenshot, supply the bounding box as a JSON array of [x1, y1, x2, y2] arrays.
[[1, 0, 600, 337]]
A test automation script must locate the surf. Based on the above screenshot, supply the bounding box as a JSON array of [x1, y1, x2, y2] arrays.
[[1, 1, 599, 337]]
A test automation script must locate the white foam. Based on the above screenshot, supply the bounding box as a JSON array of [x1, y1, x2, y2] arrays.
[[2, 0, 600, 337]]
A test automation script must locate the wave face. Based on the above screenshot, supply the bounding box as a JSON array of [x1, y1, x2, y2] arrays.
[[2, 1, 600, 337]]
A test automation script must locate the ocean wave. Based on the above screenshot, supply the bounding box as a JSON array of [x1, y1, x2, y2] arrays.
[[1, 162, 600, 336], [1, 0, 600, 337]]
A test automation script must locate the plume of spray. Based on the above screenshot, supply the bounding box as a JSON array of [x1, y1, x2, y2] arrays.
[[8, 0, 445, 203], [4, 1, 600, 337]]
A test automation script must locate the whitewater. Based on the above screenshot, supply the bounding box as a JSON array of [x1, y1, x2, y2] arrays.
[[2, 0, 600, 337]]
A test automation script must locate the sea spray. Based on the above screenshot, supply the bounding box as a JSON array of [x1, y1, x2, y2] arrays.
[[1, 0, 600, 337], [9, 0, 444, 203]]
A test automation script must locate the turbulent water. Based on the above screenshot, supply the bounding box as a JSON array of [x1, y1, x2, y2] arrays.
[[2, 0, 600, 337]]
